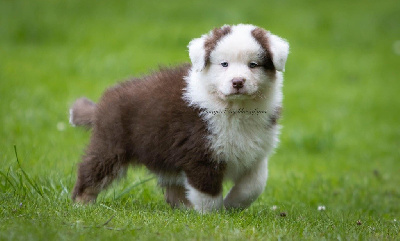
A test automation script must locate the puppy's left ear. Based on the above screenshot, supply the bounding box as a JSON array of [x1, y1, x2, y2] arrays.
[[268, 34, 289, 72], [188, 36, 207, 72]]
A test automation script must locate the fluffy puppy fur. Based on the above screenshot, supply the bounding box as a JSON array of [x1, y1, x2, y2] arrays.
[[69, 24, 289, 213]]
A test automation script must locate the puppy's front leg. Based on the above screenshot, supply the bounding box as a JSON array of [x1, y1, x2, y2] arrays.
[[224, 158, 269, 209], [185, 182, 223, 213], [184, 161, 225, 213]]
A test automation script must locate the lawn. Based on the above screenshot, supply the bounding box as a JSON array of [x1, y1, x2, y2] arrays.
[[1, 0, 399, 240]]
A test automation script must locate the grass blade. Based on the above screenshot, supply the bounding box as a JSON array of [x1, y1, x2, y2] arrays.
[[114, 177, 155, 200], [0, 169, 16, 191], [14, 145, 43, 198]]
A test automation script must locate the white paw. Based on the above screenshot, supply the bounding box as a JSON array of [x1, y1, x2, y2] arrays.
[[185, 182, 223, 213]]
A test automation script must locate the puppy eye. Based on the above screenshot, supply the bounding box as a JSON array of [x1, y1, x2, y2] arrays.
[[221, 62, 229, 67], [249, 62, 258, 68]]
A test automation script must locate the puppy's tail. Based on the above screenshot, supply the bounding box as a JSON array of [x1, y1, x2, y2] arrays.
[[69, 97, 96, 129]]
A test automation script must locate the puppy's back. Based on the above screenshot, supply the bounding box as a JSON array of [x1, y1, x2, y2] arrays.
[[90, 64, 209, 173]]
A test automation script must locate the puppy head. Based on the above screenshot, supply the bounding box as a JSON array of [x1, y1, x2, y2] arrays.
[[188, 24, 289, 100]]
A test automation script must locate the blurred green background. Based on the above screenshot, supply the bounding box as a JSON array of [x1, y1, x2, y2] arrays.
[[1, 0, 399, 239]]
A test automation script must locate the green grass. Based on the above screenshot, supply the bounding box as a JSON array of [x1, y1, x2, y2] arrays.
[[1, 0, 400, 240]]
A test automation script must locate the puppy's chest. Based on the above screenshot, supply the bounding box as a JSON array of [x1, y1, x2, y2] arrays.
[[205, 113, 276, 168]]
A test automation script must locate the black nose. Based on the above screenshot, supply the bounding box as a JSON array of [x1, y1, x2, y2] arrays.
[[232, 78, 246, 90]]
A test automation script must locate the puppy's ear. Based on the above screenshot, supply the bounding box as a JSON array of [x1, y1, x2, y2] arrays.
[[188, 36, 207, 72], [188, 25, 232, 72], [268, 34, 289, 72]]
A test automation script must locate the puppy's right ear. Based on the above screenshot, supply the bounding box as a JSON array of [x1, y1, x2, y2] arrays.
[[188, 36, 207, 72]]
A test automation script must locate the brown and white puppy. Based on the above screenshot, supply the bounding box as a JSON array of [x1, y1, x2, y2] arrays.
[[70, 24, 289, 213]]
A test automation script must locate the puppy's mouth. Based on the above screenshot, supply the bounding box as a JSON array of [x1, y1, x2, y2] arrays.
[[219, 90, 255, 100]]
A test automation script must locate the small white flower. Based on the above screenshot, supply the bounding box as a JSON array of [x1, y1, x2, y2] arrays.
[[394, 40, 400, 55], [270, 205, 278, 211], [318, 205, 326, 211], [57, 122, 66, 131], [394, 219, 397, 222]]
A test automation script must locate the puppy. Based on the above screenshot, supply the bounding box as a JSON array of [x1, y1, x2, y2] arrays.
[[70, 24, 289, 213]]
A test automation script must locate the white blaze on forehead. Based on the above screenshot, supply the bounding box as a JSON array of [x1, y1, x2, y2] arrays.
[[210, 24, 262, 63]]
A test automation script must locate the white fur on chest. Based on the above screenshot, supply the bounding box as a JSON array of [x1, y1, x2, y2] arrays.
[[184, 70, 283, 181], [204, 109, 279, 180]]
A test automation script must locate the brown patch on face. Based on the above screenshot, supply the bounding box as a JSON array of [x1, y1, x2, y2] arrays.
[[204, 26, 232, 68], [251, 28, 275, 71]]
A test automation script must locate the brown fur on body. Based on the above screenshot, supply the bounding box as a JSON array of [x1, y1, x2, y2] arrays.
[[71, 64, 226, 204]]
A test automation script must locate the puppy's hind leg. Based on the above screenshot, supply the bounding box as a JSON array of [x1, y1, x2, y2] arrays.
[[72, 139, 129, 204], [165, 185, 192, 208]]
